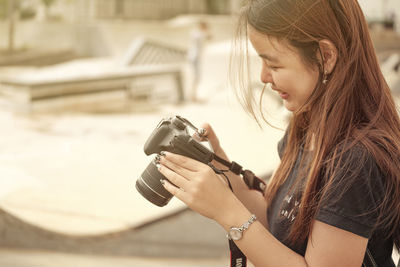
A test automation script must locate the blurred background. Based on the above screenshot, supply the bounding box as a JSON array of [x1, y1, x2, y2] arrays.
[[0, 0, 398, 266]]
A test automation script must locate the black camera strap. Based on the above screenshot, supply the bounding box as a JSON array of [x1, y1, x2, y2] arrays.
[[212, 154, 267, 194], [209, 165, 248, 267], [210, 154, 267, 267], [229, 239, 247, 267]]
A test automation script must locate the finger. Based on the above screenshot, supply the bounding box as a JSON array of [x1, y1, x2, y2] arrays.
[[198, 123, 229, 162], [197, 127, 206, 137], [161, 179, 188, 201], [192, 127, 207, 142], [158, 163, 189, 189], [198, 123, 221, 150], [159, 155, 195, 178], [192, 129, 205, 142], [161, 152, 206, 172], [192, 123, 212, 142]]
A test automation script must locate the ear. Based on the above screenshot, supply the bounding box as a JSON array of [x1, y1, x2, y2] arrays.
[[318, 39, 338, 73]]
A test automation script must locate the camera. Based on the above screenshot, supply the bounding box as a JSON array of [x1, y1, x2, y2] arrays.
[[135, 115, 214, 207]]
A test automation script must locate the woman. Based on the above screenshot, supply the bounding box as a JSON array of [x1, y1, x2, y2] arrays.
[[158, 0, 400, 266]]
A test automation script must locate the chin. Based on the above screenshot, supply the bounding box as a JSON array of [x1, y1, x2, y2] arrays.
[[283, 103, 296, 112]]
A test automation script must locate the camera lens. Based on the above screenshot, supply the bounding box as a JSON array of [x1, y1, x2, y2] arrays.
[[135, 158, 173, 207]]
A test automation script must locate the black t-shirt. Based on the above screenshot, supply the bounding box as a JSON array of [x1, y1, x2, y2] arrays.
[[267, 134, 395, 266]]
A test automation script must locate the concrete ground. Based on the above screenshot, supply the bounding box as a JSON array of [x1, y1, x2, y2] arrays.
[[0, 248, 231, 267]]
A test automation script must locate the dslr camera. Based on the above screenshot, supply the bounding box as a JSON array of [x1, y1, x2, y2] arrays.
[[135, 115, 214, 207]]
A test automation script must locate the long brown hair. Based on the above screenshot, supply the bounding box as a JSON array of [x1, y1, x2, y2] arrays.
[[234, 0, 400, 249]]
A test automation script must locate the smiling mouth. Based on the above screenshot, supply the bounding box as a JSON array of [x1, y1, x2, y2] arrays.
[[271, 86, 289, 100], [278, 92, 289, 99]]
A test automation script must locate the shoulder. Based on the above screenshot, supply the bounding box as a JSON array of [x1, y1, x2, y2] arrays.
[[324, 141, 382, 187], [322, 140, 386, 209], [317, 141, 387, 238], [328, 140, 378, 172]]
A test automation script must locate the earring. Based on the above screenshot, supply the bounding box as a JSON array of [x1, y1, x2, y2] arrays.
[[322, 70, 329, 84]]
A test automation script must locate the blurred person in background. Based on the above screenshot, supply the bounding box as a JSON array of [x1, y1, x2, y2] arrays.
[[158, 0, 400, 266], [187, 21, 211, 102]]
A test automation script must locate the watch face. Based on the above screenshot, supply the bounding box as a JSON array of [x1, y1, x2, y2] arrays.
[[229, 228, 242, 241]]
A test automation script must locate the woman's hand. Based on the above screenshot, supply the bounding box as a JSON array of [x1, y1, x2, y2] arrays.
[[194, 123, 230, 167], [158, 151, 238, 221]]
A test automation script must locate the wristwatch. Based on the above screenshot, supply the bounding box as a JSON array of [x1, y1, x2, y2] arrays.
[[226, 214, 257, 241]]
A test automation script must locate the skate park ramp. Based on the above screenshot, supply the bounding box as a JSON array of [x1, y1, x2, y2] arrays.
[[0, 206, 227, 258]]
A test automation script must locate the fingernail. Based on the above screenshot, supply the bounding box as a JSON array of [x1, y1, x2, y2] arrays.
[[156, 163, 161, 170], [160, 151, 166, 156], [198, 128, 206, 137], [160, 179, 165, 185], [154, 154, 161, 163]]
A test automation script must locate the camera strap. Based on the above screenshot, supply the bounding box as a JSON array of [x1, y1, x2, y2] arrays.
[[210, 165, 248, 267], [210, 154, 267, 267], [229, 239, 247, 267], [212, 154, 267, 194]]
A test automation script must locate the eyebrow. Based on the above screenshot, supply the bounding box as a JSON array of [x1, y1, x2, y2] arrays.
[[259, 54, 280, 63]]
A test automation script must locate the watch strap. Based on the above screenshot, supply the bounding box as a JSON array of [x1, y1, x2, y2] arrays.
[[227, 214, 257, 240], [239, 214, 257, 232]]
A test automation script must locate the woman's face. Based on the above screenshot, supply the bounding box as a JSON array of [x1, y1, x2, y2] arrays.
[[248, 27, 320, 112]]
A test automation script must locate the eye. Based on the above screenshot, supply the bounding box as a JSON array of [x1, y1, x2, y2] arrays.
[[267, 65, 281, 71], [261, 58, 281, 71]]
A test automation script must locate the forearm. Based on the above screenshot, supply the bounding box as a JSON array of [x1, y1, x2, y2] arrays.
[[210, 150, 268, 225], [223, 171, 268, 226], [217, 198, 308, 267]]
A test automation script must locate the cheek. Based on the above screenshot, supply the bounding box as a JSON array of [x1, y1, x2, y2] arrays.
[[290, 69, 319, 96], [271, 67, 319, 97], [272, 71, 297, 90], [305, 70, 320, 94]]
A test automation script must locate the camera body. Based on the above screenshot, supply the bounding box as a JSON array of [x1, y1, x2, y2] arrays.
[[144, 115, 213, 163], [136, 115, 214, 206]]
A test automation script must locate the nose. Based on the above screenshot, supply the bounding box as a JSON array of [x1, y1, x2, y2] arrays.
[[260, 62, 273, 84]]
